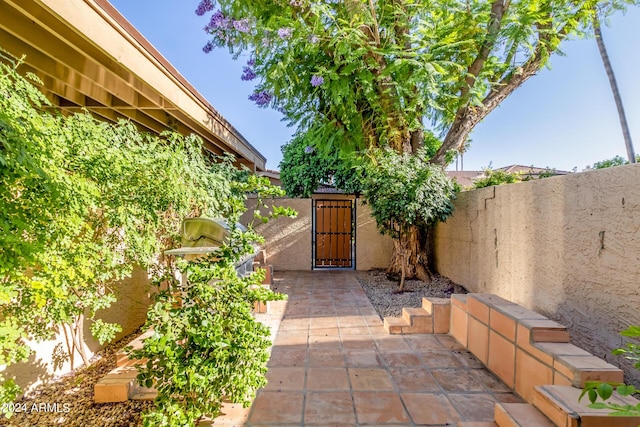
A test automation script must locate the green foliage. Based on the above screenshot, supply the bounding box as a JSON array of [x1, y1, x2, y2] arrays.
[[198, 0, 637, 159], [1, 51, 297, 421], [580, 381, 639, 418], [279, 134, 366, 197], [131, 260, 284, 427], [0, 53, 237, 405], [579, 326, 640, 422], [130, 171, 294, 426], [615, 325, 640, 369], [364, 149, 455, 239], [473, 169, 522, 189], [592, 155, 640, 169], [536, 168, 559, 179]]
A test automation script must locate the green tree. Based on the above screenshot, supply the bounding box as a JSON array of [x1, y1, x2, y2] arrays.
[[196, 0, 637, 280], [591, 154, 640, 169], [473, 169, 522, 188], [365, 149, 455, 290]]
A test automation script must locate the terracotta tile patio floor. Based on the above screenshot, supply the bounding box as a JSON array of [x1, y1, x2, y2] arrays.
[[202, 270, 522, 426]]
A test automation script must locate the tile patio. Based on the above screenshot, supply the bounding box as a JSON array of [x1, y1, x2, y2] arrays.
[[203, 270, 521, 426]]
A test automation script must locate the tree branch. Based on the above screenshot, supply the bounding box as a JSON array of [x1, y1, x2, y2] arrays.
[[460, 0, 508, 100], [430, 4, 592, 165]]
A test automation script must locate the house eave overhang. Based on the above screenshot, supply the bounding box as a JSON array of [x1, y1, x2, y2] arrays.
[[0, 0, 266, 171]]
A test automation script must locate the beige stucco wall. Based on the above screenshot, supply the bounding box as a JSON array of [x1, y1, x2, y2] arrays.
[[3, 267, 151, 393], [434, 163, 640, 383], [355, 201, 394, 270], [244, 196, 393, 271], [243, 198, 313, 270]]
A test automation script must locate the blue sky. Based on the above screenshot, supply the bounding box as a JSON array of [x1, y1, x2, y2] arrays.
[[108, 1, 640, 172]]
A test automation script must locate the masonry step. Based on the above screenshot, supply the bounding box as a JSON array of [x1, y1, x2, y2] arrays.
[[96, 330, 154, 403], [493, 403, 554, 427], [422, 297, 451, 333], [384, 297, 453, 335], [532, 385, 640, 427], [458, 422, 497, 427], [384, 310, 433, 334], [383, 316, 409, 334], [402, 307, 433, 332], [94, 365, 140, 403], [534, 342, 624, 387]]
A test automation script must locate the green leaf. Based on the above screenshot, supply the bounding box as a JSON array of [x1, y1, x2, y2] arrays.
[[597, 383, 614, 401], [618, 385, 636, 396]]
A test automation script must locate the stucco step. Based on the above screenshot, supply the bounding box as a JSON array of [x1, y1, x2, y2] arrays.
[[494, 403, 554, 427], [383, 317, 408, 334], [401, 306, 434, 333], [533, 385, 640, 427]]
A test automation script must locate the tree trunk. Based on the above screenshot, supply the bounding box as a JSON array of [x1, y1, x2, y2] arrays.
[[387, 225, 431, 284], [594, 14, 636, 163]]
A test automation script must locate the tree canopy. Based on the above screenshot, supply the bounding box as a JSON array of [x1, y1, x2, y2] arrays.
[[197, 0, 638, 282], [197, 0, 638, 163]]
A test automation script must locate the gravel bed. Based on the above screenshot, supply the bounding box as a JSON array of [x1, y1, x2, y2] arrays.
[[4, 329, 152, 427], [356, 269, 468, 319]]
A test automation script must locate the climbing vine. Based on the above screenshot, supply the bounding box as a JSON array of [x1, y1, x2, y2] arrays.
[[0, 51, 267, 407]]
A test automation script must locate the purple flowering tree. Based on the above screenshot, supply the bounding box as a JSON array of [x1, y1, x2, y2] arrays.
[[195, 0, 637, 281]]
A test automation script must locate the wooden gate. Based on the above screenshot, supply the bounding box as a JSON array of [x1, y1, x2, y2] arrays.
[[313, 199, 354, 268]]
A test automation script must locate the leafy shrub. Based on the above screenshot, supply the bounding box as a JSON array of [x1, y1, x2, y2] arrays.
[[365, 148, 455, 234], [129, 173, 294, 426], [0, 52, 254, 406], [0, 50, 296, 424], [591, 155, 640, 169], [472, 169, 521, 189], [131, 258, 284, 426]]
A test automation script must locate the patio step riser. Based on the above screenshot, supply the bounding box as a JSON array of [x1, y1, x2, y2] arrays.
[[451, 293, 624, 403], [458, 422, 497, 427], [383, 317, 407, 334], [97, 330, 157, 403], [493, 403, 554, 427], [94, 366, 140, 403], [532, 385, 640, 427]]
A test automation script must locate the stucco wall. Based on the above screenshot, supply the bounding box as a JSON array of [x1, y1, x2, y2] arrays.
[[355, 201, 394, 270], [434, 163, 640, 383], [244, 196, 393, 271], [243, 198, 313, 270], [3, 268, 151, 393]]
